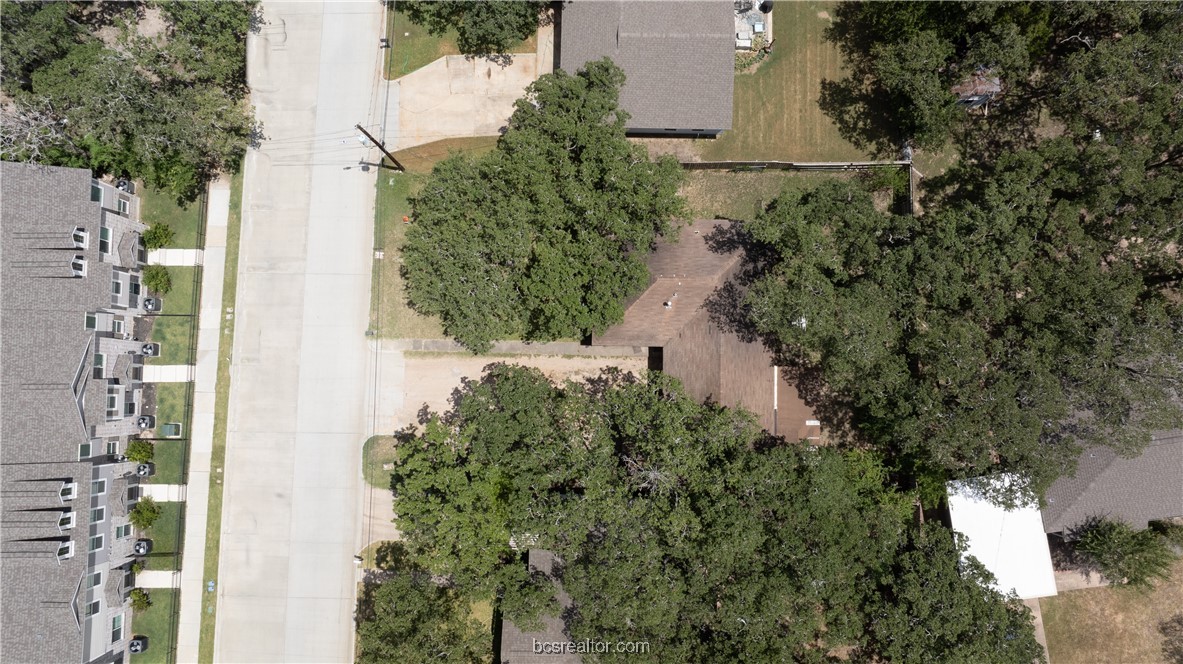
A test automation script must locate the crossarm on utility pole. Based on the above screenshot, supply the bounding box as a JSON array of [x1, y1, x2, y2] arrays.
[[355, 124, 405, 172]]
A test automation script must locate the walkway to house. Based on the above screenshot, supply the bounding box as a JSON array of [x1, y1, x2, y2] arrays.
[[136, 570, 181, 589], [141, 364, 194, 383], [139, 484, 186, 501], [173, 175, 231, 663], [147, 248, 204, 266], [1023, 599, 1051, 664], [377, 338, 647, 357]]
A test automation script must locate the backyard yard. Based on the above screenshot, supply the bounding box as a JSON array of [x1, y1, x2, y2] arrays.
[[699, 1, 869, 162], [681, 169, 852, 221], [1041, 558, 1183, 664], [129, 588, 178, 664], [141, 501, 184, 571], [148, 381, 191, 485], [137, 185, 203, 249], [147, 265, 199, 365]]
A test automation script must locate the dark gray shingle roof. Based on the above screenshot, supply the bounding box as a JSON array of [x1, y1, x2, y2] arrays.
[[1042, 430, 1183, 533], [559, 0, 734, 131]]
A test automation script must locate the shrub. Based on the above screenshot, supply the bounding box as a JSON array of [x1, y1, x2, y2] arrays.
[[141, 264, 172, 295], [129, 497, 163, 530], [130, 560, 145, 575], [125, 440, 155, 463], [141, 222, 176, 250], [1072, 517, 1176, 589], [130, 588, 152, 612]]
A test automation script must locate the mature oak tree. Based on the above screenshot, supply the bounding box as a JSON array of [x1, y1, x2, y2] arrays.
[[396, 0, 545, 56], [391, 364, 1040, 661], [356, 543, 488, 664], [402, 59, 685, 352], [0, 0, 255, 202], [744, 170, 1182, 504]]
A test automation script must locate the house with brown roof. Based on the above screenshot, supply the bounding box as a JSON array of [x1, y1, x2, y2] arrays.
[[558, 0, 734, 137], [591, 219, 819, 441], [1041, 430, 1183, 534]]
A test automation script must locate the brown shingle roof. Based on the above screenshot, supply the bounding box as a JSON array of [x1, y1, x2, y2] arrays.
[[1041, 430, 1183, 533], [593, 220, 818, 438], [558, 0, 735, 132]]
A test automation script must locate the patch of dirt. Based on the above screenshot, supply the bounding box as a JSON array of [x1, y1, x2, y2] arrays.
[[395, 354, 646, 425], [135, 7, 168, 42], [817, 11, 831, 20], [629, 137, 703, 163]]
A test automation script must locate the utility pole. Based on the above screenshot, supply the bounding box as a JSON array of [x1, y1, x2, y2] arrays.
[[354, 124, 405, 172]]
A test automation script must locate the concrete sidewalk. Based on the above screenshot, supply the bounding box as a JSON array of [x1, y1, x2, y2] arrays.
[[139, 484, 186, 502], [136, 570, 181, 589], [147, 248, 204, 266], [378, 338, 647, 357], [142, 364, 195, 383], [173, 175, 232, 664]]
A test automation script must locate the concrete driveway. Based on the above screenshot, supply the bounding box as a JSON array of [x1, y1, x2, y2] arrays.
[[215, 2, 384, 662], [394, 54, 540, 150]]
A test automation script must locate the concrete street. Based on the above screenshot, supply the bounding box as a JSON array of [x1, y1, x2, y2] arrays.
[[215, 2, 385, 662]]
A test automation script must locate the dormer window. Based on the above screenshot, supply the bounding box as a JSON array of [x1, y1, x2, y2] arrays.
[[58, 512, 75, 531], [99, 227, 111, 254], [57, 541, 75, 562], [73, 227, 89, 249], [71, 255, 87, 278], [60, 482, 77, 501]]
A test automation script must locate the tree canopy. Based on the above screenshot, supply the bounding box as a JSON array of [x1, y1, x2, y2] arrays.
[[743, 170, 1182, 503], [356, 542, 489, 664], [822, 1, 1183, 156], [402, 59, 685, 352], [396, 0, 545, 56], [0, 0, 256, 201], [390, 364, 1042, 661]]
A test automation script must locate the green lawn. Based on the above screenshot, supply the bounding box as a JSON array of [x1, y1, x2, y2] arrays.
[[681, 170, 851, 221], [149, 317, 194, 365], [363, 436, 398, 489], [152, 382, 190, 432], [199, 170, 243, 663], [385, 10, 536, 79], [142, 501, 184, 571], [148, 265, 199, 365], [149, 439, 186, 486], [130, 588, 178, 664], [138, 185, 203, 248], [699, 2, 871, 162], [157, 266, 199, 316], [372, 139, 501, 339]]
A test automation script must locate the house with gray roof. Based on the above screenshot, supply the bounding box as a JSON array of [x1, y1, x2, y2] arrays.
[[1041, 430, 1183, 534], [558, 0, 735, 137], [2, 161, 157, 664]]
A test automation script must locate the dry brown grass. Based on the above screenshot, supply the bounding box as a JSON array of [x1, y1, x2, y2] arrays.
[[1040, 557, 1183, 664], [680, 170, 851, 221]]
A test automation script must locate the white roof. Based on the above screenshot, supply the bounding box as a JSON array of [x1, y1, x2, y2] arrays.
[[946, 478, 1058, 599]]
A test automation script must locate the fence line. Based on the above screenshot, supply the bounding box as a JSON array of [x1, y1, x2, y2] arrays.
[[679, 160, 911, 171], [679, 159, 917, 215]]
